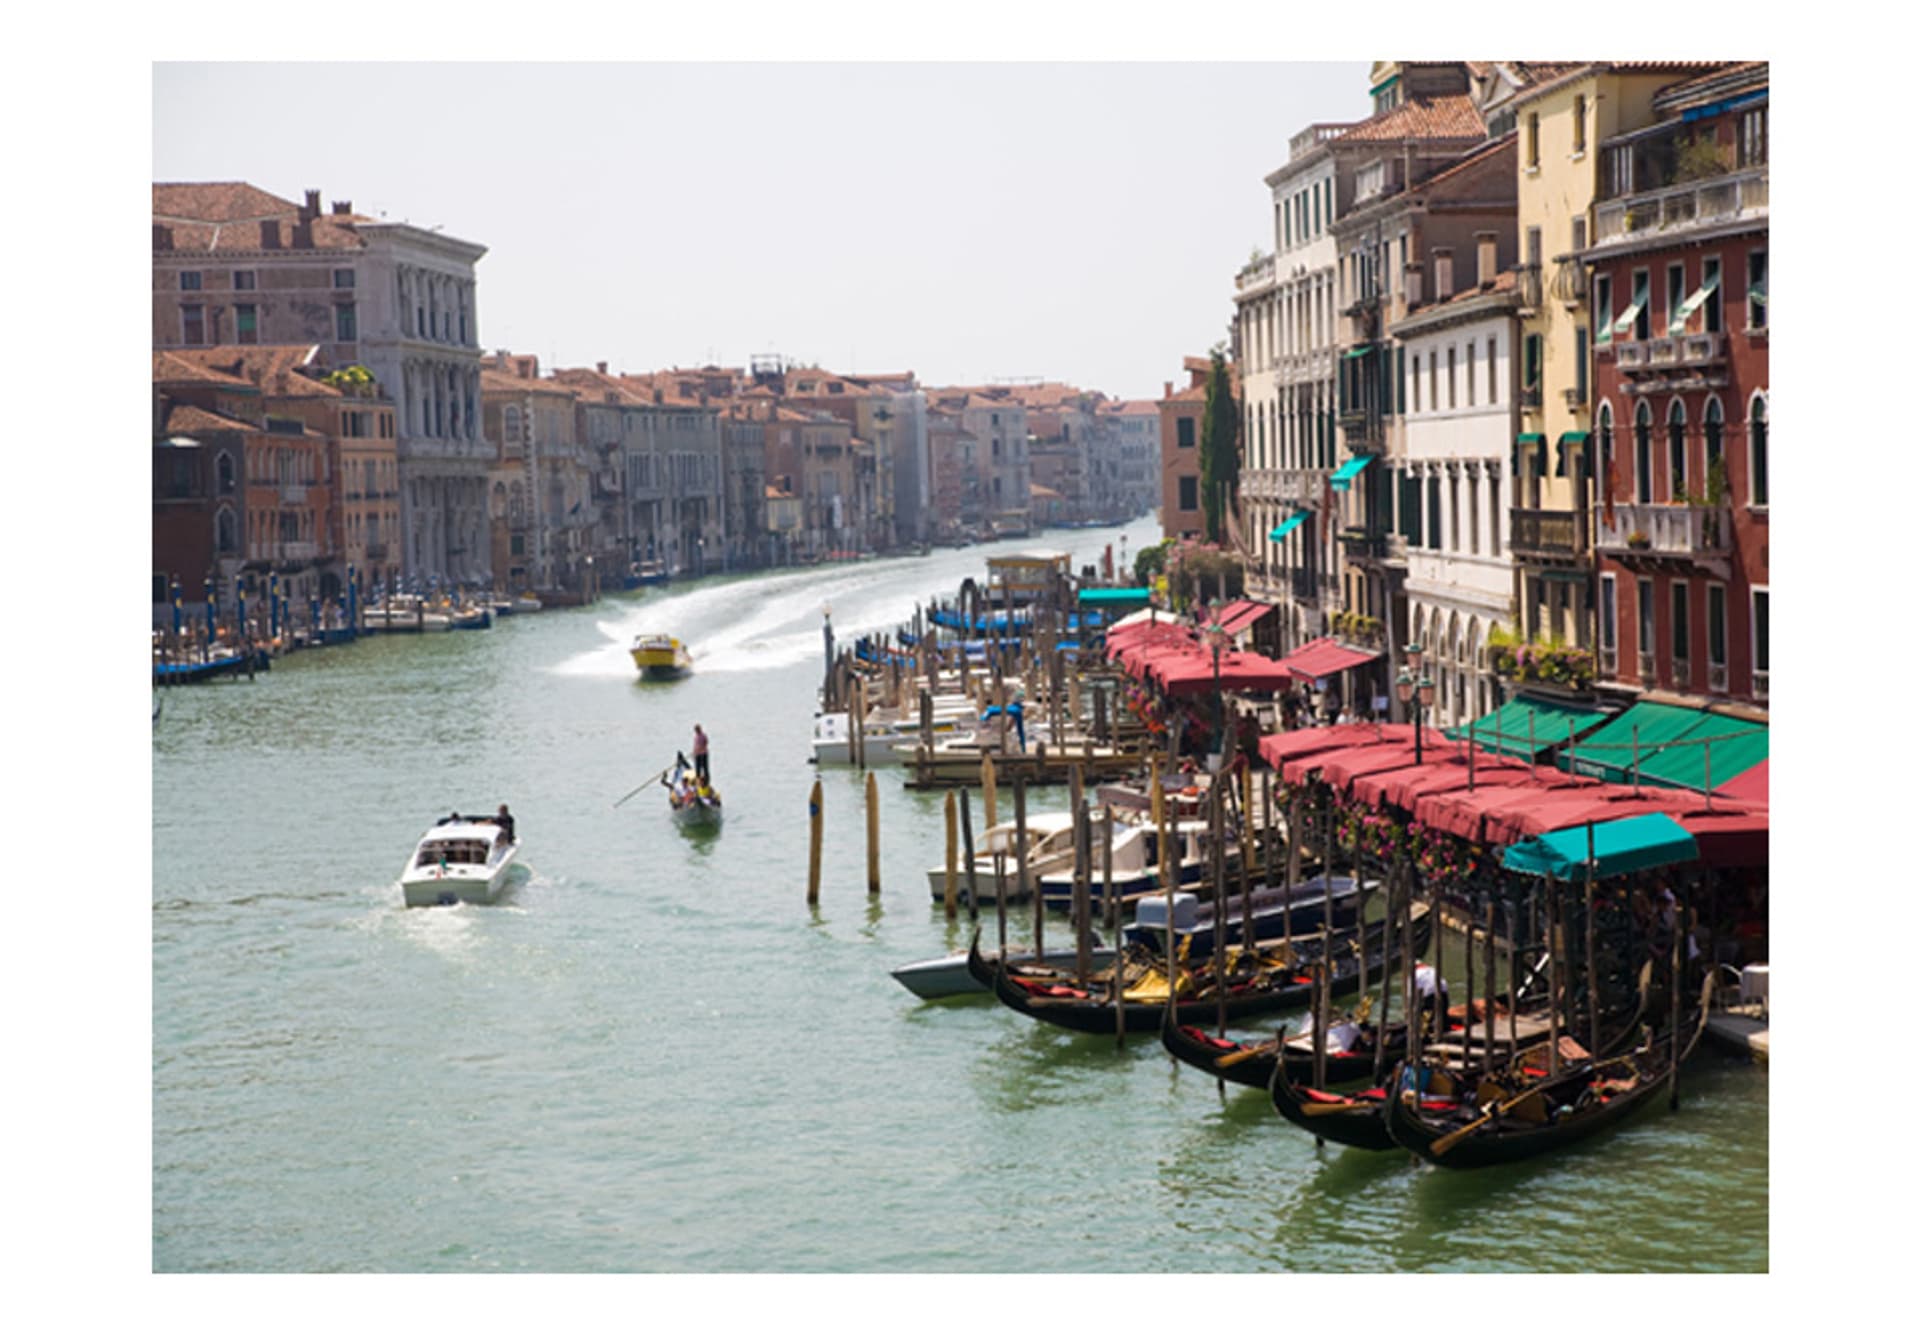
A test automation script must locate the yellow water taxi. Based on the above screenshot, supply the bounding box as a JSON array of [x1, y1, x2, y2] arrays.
[[631, 634, 693, 680]]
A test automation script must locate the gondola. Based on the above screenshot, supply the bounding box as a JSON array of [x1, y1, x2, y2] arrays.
[[1267, 962, 1656, 1152], [1159, 1008, 1410, 1091], [1380, 971, 1712, 1169], [973, 903, 1430, 1038]]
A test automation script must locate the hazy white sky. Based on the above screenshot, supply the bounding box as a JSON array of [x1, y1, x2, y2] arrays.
[[153, 61, 1370, 401]]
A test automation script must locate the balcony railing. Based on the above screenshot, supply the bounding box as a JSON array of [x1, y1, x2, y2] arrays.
[[1639, 651, 1655, 683], [1593, 168, 1768, 249], [1338, 527, 1387, 560], [1510, 506, 1590, 557], [1550, 256, 1588, 303], [1516, 263, 1543, 310], [1595, 502, 1734, 558], [1679, 332, 1726, 367], [1708, 662, 1728, 694], [1752, 669, 1768, 702]]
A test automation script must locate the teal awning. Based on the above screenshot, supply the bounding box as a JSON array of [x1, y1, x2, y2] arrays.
[[1446, 694, 1609, 761], [1516, 433, 1545, 444], [1342, 346, 1371, 359], [1330, 455, 1374, 492], [1269, 511, 1309, 541], [1503, 813, 1700, 880], [1558, 700, 1768, 791], [1078, 587, 1151, 606]]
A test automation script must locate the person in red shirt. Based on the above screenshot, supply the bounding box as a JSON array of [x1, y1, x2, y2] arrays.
[[692, 724, 710, 784]]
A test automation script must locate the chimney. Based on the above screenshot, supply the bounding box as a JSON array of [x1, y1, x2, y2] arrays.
[[153, 223, 173, 251], [1163, 380, 1173, 399], [259, 220, 280, 249], [291, 220, 312, 249], [1403, 262, 1422, 308], [332, 199, 352, 216], [596, 361, 608, 375], [1476, 231, 1498, 289], [301, 189, 320, 222], [1433, 247, 1454, 302]]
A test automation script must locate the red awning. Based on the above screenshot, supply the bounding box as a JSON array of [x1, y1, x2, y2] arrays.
[[1319, 742, 1430, 791], [1212, 600, 1275, 636], [1353, 750, 1550, 809], [1276, 636, 1384, 683], [1154, 649, 1299, 696], [1674, 805, 1769, 867], [1272, 725, 1417, 784], [1258, 723, 1391, 769], [1412, 775, 1595, 843], [1485, 786, 1688, 847], [1713, 758, 1768, 806]]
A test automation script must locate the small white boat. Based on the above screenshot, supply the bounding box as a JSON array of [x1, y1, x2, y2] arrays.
[[400, 816, 520, 907], [810, 705, 972, 766], [366, 596, 453, 632], [632, 634, 693, 680], [891, 941, 1117, 1000], [924, 810, 1091, 904]]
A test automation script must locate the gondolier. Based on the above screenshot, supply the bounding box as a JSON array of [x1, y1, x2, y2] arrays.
[[693, 724, 711, 783], [1413, 961, 1450, 1038]]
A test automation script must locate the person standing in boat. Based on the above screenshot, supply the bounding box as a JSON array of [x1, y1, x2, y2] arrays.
[[493, 803, 515, 843], [692, 724, 711, 784], [1413, 961, 1451, 1039]]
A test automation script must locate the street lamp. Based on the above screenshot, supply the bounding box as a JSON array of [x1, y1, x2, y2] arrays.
[[1396, 641, 1437, 764], [1205, 617, 1229, 773]]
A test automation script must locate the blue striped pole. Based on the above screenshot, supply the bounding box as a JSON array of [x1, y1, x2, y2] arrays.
[[204, 576, 217, 653], [237, 582, 247, 642], [269, 573, 280, 640], [171, 577, 182, 642], [347, 564, 357, 638], [309, 596, 320, 638]]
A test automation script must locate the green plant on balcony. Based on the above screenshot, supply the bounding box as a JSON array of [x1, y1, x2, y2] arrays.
[[1673, 134, 1729, 183], [323, 364, 375, 396], [1488, 626, 1594, 690], [1164, 539, 1243, 612], [1627, 530, 1651, 549]]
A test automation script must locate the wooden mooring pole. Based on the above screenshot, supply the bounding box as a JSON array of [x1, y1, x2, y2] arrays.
[[866, 770, 881, 896], [806, 779, 823, 906]]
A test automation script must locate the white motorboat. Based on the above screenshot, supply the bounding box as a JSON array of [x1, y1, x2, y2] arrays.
[[924, 809, 1093, 904], [400, 816, 520, 907], [891, 940, 1117, 1000], [810, 704, 973, 766], [366, 596, 453, 632]]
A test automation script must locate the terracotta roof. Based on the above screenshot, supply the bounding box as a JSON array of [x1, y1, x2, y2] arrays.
[[153, 181, 375, 253], [1654, 61, 1766, 107], [480, 368, 576, 399], [550, 367, 652, 406], [152, 349, 255, 390], [164, 403, 260, 435], [1338, 94, 1485, 143], [166, 345, 347, 398]]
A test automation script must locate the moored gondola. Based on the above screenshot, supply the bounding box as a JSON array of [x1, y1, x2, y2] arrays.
[[976, 903, 1430, 1038], [1381, 972, 1712, 1169], [1159, 1008, 1408, 1091], [1267, 1024, 1405, 1151]]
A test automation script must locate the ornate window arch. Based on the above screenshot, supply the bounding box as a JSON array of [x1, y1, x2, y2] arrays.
[[1633, 401, 1653, 504], [1666, 398, 1688, 501], [1748, 392, 1768, 506]]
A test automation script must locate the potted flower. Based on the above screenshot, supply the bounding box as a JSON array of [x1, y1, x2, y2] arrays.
[[1627, 530, 1651, 550]]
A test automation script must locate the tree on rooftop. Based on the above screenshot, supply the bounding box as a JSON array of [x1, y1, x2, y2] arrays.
[[1198, 347, 1239, 545]]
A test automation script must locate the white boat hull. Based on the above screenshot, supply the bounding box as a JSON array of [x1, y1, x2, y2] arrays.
[[401, 849, 517, 907], [891, 945, 1116, 999]]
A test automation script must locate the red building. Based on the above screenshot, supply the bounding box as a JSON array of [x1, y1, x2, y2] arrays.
[[1584, 63, 1768, 710]]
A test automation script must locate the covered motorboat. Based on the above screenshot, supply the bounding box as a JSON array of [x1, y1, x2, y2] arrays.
[[632, 634, 693, 680], [400, 814, 520, 907]]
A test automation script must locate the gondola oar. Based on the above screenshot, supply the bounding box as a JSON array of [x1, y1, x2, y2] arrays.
[[612, 768, 672, 808], [1429, 1083, 1547, 1157]]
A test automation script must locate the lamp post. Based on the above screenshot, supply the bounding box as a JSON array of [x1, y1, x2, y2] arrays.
[[1396, 641, 1436, 764], [1205, 618, 1229, 773]]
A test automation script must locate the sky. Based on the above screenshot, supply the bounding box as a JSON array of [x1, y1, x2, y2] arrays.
[[153, 61, 1372, 402]]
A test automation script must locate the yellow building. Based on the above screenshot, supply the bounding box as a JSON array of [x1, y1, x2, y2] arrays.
[[1506, 63, 1722, 650]]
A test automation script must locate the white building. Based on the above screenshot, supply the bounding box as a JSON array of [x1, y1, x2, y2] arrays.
[[1392, 272, 1522, 728]]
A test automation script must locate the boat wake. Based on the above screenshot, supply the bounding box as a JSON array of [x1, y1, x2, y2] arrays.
[[546, 562, 943, 678]]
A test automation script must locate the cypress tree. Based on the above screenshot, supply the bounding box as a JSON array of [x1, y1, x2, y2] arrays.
[[1198, 347, 1240, 546]]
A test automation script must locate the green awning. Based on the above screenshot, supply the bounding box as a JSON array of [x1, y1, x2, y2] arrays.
[[1516, 433, 1545, 444], [1558, 700, 1768, 791], [1503, 813, 1699, 880], [1668, 274, 1720, 334], [1269, 511, 1309, 542], [1078, 587, 1152, 606], [1342, 346, 1371, 359], [1559, 431, 1591, 444], [1612, 299, 1645, 334], [1445, 694, 1610, 761], [1329, 455, 1374, 492]]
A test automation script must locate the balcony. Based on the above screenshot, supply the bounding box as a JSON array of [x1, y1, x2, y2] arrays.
[[1678, 332, 1726, 367], [1550, 256, 1588, 304], [1290, 569, 1323, 605], [1510, 506, 1590, 559], [1595, 502, 1734, 561], [1516, 263, 1543, 311], [1236, 255, 1276, 292], [1592, 167, 1768, 252]]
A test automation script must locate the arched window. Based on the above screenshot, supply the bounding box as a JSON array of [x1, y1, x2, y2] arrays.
[[216, 507, 237, 554], [1634, 401, 1653, 504], [1667, 400, 1688, 501], [1703, 397, 1725, 497], [504, 405, 521, 445], [1749, 394, 1768, 506], [216, 451, 236, 495]]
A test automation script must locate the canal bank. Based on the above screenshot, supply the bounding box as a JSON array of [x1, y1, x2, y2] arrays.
[[152, 516, 1766, 1272]]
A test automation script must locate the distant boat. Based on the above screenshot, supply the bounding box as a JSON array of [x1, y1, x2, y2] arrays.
[[628, 561, 671, 588], [631, 634, 693, 680]]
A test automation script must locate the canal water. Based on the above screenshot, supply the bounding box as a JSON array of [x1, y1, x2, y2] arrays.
[[152, 516, 1767, 1273]]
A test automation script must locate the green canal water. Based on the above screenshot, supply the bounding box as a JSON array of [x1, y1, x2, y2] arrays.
[[151, 517, 1767, 1273]]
